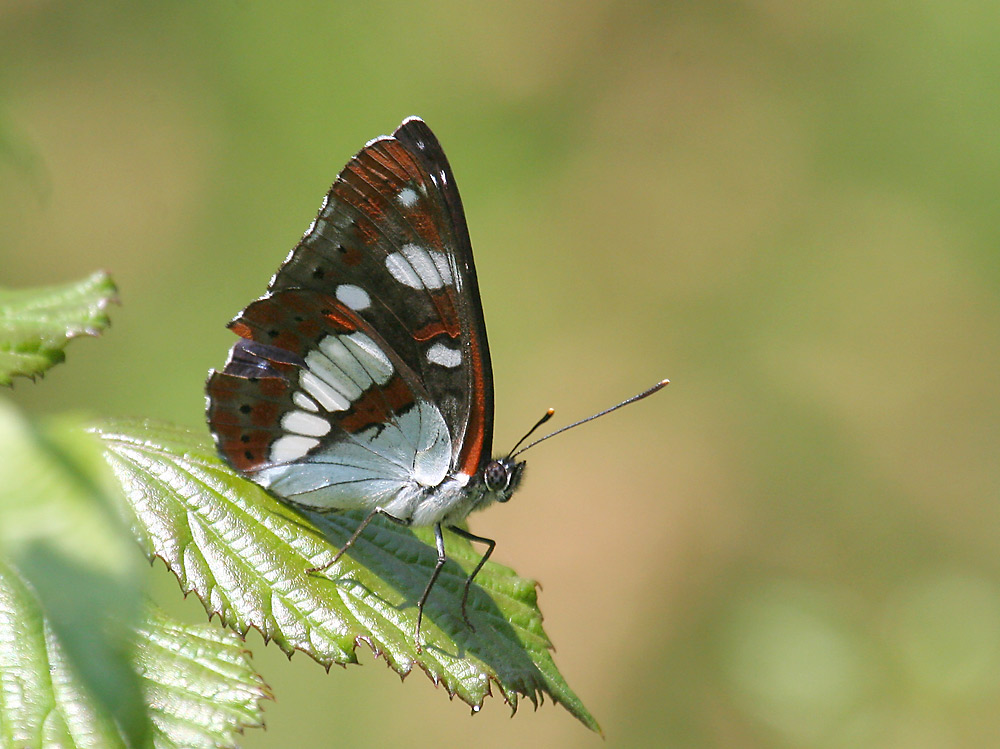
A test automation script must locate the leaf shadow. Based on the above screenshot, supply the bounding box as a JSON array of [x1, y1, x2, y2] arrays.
[[300, 507, 553, 703]]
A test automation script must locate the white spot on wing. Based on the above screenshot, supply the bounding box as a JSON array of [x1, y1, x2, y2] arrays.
[[430, 251, 453, 285], [281, 410, 331, 437], [335, 284, 371, 311], [315, 337, 366, 396], [344, 332, 394, 384], [397, 187, 418, 207], [385, 252, 422, 288], [270, 434, 320, 462], [384, 244, 451, 290], [402, 244, 442, 287], [300, 371, 350, 411], [426, 342, 462, 368], [292, 392, 318, 412]]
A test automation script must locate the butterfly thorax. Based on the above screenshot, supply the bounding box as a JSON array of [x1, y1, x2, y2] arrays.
[[402, 456, 524, 527]]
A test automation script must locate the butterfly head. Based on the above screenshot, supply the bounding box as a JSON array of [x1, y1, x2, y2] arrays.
[[482, 456, 525, 503]]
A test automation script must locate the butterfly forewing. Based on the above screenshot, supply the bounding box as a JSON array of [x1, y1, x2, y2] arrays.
[[266, 118, 493, 477], [393, 118, 493, 477]]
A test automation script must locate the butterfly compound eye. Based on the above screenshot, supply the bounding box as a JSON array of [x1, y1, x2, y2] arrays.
[[484, 460, 509, 493]]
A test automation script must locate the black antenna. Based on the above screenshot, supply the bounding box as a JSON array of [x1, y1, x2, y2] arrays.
[[511, 379, 669, 459], [507, 408, 555, 457]]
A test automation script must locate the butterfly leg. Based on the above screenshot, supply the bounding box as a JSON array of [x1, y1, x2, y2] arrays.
[[306, 507, 411, 574], [446, 525, 496, 631], [414, 523, 448, 653]]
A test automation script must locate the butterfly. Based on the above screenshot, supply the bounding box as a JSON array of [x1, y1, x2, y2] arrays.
[[206, 117, 666, 650]]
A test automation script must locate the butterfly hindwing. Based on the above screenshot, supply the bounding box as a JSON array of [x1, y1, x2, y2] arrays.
[[207, 289, 454, 511], [206, 345, 297, 473]]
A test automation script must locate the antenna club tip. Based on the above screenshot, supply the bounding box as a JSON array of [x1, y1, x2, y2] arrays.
[[644, 379, 670, 395], [546, 408, 555, 416]]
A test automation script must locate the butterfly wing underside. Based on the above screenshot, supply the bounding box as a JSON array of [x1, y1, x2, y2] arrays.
[[206, 118, 494, 511]]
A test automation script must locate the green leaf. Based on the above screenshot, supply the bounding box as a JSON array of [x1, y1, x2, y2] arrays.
[[0, 400, 149, 746], [0, 271, 118, 385], [0, 560, 269, 749], [95, 418, 601, 733], [0, 401, 268, 747], [136, 608, 271, 749], [0, 555, 126, 748]]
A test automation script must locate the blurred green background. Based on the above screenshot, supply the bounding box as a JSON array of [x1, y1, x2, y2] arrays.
[[3, 1, 999, 747]]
